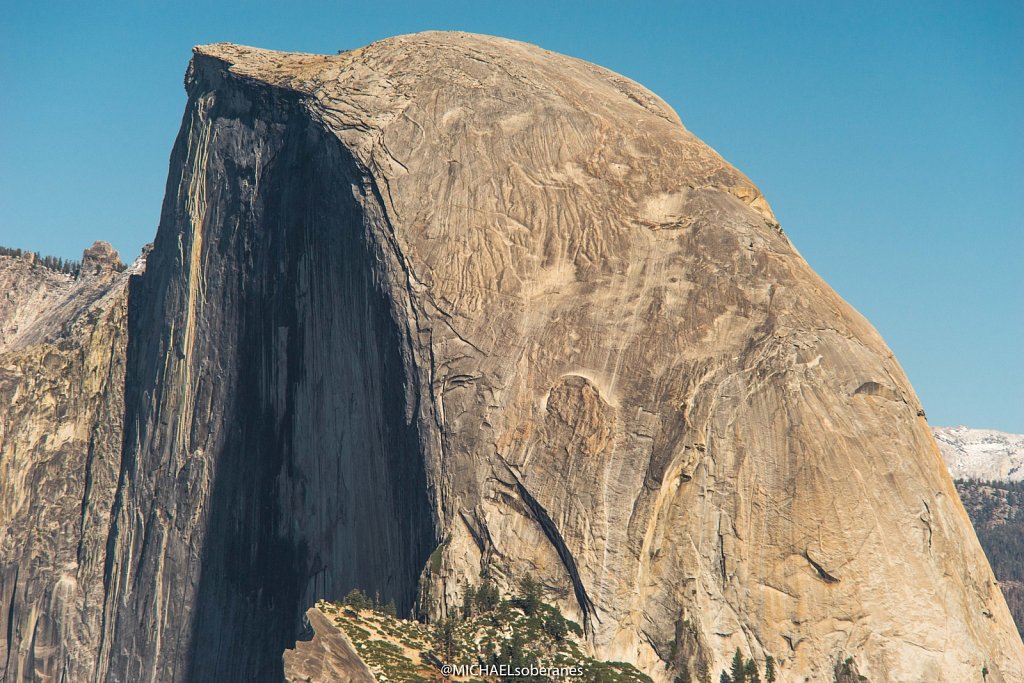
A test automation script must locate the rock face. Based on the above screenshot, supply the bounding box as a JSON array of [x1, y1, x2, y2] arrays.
[[80, 240, 124, 277], [282, 609, 376, 683], [2, 32, 1023, 683], [0, 246, 137, 682], [936, 426, 1024, 482]]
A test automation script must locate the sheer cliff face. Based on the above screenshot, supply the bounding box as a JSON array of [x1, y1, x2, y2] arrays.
[[3, 32, 1022, 683], [96, 54, 435, 682], [1, 248, 134, 682]]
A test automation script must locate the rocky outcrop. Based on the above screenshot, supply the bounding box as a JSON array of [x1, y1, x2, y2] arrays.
[[2, 32, 1022, 683], [283, 609, 376, 683], [80, 241, 124, 277], [0, 245, 138, 682], [936, 426, 1024, 482]]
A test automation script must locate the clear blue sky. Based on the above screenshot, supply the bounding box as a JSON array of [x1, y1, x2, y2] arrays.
[[1, 1, 1021, 431]]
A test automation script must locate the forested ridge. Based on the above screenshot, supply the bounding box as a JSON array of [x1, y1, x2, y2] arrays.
[[956, 479, 1024, 640]]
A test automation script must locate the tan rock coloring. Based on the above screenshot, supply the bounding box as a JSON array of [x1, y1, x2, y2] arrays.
[[2, 32, 1021, 683]]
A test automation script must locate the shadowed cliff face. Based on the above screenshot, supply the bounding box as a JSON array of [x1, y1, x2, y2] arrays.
[[97, 56, 434, 682]]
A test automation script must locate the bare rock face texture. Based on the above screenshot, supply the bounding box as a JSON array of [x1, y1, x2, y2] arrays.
[[3, 32, 1023, 683], [282, 609, 376, 683], [0, 246, 136, 681]]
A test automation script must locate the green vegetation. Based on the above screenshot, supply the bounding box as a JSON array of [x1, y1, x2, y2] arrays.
[[706, 650, 868, 683], [429, 541, 448, 573], [515, 573, 542, 617], [729, 649, 745, 683], [343, 588, 374, 610], [0, 245, 82, 275], [476, 580, 501, 613], [717, 649, 771, 683], [743, 658, 759, 683], [832, 656, 867, 683], [328, 580, 851, 683], [320, 577, 651, 682]]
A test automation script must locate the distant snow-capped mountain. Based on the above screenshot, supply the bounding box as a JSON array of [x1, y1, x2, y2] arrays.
[[934, 426, 1024, 482]]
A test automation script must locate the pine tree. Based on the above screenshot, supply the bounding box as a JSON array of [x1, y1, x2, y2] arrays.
[[518, 573, 542, 616], [343, 588, 371, 610], [697, 658, 711, 683], [433, 617, 458, 663], [475, 579, 499, 612], [730, 648, 746, 683], [764, 656, 776, 683], [543, 613, 568, 641], [744, 658, 760, 683], [461, 582, 477, 618]]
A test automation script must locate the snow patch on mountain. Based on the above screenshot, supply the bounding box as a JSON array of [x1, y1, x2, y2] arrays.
[[934, 426, 1024, 482]]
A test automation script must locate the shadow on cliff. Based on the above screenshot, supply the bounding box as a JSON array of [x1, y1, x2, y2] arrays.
[[107, 65, 435, 682]]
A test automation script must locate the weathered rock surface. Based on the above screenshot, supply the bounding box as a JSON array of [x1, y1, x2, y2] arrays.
[[283, 609, 377, 683], [0, 246, 139, 681], [80, 241, 124, 277], [2, 32, 1023, 683], [936, 425, 1024, 482], [158, 33, 1019, 682]]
